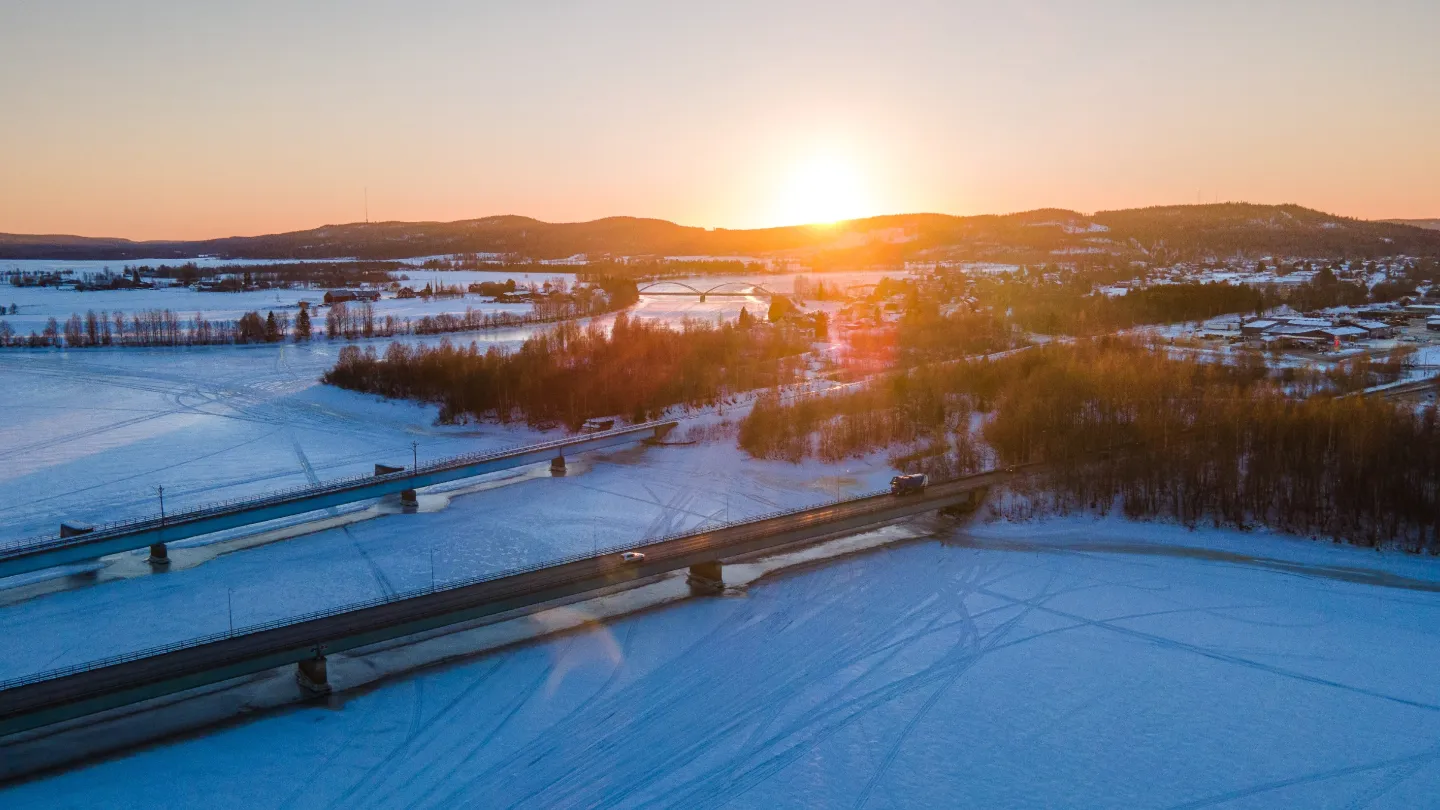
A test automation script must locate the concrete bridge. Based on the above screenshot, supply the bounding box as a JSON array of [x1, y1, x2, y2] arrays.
[[0, 421, 677, 580], [0, 470, 1007, 739]]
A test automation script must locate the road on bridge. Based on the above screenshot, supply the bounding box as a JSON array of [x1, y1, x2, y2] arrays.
[[0, 421, 676, 580]]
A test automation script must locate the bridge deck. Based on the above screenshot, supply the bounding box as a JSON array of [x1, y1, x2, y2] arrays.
[[0, 469, 1012, 737], [0, 421, 677, 580]]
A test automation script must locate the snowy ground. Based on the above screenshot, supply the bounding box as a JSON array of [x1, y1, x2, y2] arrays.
[[8, 516, 1440, 808]]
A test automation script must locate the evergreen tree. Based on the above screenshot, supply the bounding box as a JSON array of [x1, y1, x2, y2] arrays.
[[295, 308, 312, 341]]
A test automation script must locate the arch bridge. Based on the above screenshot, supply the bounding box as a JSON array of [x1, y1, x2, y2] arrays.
[[636, 281, 779, 302]]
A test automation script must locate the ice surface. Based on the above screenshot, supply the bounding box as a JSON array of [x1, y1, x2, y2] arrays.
[[7, 517, 1440, 808]]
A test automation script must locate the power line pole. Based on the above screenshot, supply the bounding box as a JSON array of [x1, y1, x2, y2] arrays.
[[412, 441, 419, 474], [156, 484, 165, 527]]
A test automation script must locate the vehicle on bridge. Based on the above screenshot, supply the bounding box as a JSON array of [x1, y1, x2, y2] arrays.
[[621, 551, 646, 563], [890, 473, 928, 495]]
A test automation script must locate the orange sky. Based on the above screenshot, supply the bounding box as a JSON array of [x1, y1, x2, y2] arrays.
[[2, 1, 1437, 241]]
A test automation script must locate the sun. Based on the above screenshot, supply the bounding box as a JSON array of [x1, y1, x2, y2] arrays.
[[773, 153, 871, 226]]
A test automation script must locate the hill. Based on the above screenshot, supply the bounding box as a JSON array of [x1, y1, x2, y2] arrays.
[[5, 204, 1440, 263], [1384, 218, 1440, 231]]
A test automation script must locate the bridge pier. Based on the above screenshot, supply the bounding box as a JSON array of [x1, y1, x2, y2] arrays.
[[550, 455, 567, 476], [296, 653, 330, 694], [147, 543, 170, 566], [400, 488, 419, 511], [687, 560, 724, 593]]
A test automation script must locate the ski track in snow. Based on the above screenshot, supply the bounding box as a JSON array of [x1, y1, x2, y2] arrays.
[[9, 523, 1440, 808]]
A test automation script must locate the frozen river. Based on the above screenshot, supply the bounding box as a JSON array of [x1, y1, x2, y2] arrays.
[[6, 517, 1440, 808]]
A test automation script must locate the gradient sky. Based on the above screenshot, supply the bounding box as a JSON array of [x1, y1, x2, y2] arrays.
[[2, 0, 1438, 240]]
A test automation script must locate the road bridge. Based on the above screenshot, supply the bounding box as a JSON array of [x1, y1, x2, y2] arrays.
[[0, 469, 1012, 737], [0, 421, 677, 580], [637, 281, 778, 302]]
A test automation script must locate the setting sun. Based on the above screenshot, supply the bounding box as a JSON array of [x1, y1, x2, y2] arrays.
[[772, 153, 872, 226]]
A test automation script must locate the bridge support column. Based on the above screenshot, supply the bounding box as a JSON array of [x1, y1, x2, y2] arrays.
[[550, 455, 567, 476], [688, 560, 723, 593], [147, 543, 170, 566], [296, 654, 331, 694], [400, 488, 419, 511]]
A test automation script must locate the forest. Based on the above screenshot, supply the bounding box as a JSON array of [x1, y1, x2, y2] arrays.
[[740, 338, 1438, 550], [323, 313, 814, 428]]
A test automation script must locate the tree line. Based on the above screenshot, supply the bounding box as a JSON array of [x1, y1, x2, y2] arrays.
[[324, 313, 814, 429], [740, 338, 1440, 550], [0, 279, 640, 349], [0, 308, 307, 348]]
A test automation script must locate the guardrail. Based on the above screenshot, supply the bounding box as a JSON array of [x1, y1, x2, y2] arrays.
[[0, 421, 674, 557], [0, 483, 919, 692]]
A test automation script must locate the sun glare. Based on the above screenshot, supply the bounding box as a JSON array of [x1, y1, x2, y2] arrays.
[[774, 153, 871, 227]]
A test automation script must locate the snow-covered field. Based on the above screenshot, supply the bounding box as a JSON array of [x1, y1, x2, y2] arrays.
[[8, 516, 1440, 808]]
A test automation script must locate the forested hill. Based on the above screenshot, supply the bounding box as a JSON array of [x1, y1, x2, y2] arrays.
[[5, 204, 1440, 262], [1384, 218, 1440, 231]]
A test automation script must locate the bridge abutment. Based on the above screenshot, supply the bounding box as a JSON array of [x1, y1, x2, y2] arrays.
[[940, 486, 990, 518]]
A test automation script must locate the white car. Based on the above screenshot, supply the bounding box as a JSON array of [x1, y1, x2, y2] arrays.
[[620, 551, 646, 563]]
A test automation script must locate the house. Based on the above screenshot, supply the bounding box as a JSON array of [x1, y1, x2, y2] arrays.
[[324, 289, 382, 304]]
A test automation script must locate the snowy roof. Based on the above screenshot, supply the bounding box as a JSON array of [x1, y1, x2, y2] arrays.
[[1318, 326, 1368, 338], [1242, 319, 1278, 330], [1351, 320, 1390, 331]]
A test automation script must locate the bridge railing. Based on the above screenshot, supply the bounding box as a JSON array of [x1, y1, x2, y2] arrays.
[[0, 421, 674, 558], [0, 483, 912, 692]]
